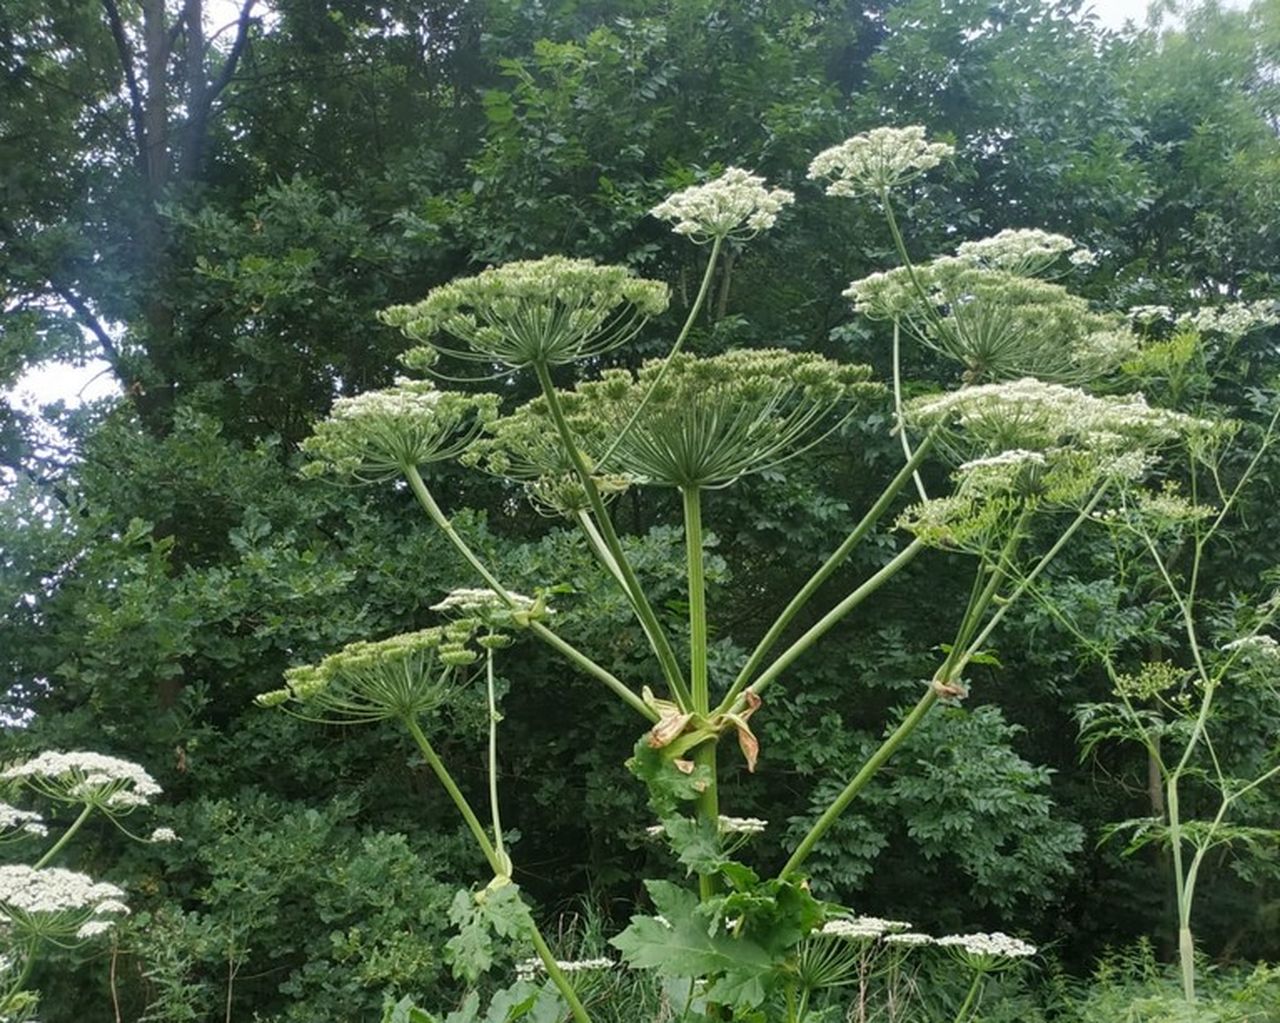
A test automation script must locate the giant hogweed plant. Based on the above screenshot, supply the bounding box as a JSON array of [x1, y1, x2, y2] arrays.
[[258, 128, 1209, 1022], [1018, 305, 1280, 1006]]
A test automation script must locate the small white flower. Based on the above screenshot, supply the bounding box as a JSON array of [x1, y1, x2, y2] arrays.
[[1177, 300, 1278, 338], [885, 932, 935, 947], [809, 126, 953, 197], [1069, 248, 1099, 268], [149, 827, 180, 843], [651, 167, 794, 242], [1222, 634, 1280, 664], [76, 920, 113, 940], [1128, 305, 1174, 324]]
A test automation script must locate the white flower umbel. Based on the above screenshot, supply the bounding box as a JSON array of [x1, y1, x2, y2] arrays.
[[885, 932, 934, 947], [808, 126, 953, 197], [955, 229, 1076, 276], [717, 815, 767, 835], [937, 931, 1037, 970], [821, 916, 912, 940], [300, 379, 499, 483], [2, 751, 161, 813], [908, 378, 1210, 457], [384, 256, 670, 370], [1129, 305, 1174, 324], [0, 803, 47, 841], [650, 167, 795, 242], [1222, 634, 1280, 665], [148, 826, 180, 843], [431, 588, 536, 614], [0, 865, 128, 943], [1177, 300, 1279, 339]]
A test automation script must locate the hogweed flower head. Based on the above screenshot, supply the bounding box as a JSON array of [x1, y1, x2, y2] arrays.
[[1177, 300, 1278, 339], [846, 256, 1138, 383], [650, 167, 794, 242], [256, 628, 465, 724], [572, 349, 882, 489], [0, 865, 128, 944], [383, 256, 670, 371], [937, 931, 1037, 972], [515, 956, 614, 983], [820, 916, 913, 940], [808, 126, 953, 197], [1, 751, 161, 813], [907, 378, 1211, 458], [431, 587, 549, 632], [300, 379, 499, 482], [0, 803, 46, 841], [955, 229, 1077, 276], [148, 826, 180, 843]]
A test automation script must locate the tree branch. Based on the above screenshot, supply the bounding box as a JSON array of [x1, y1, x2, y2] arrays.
[[49, 285, 124, 374], [180, 0, 256, 181], [99, 0, 148, 171]]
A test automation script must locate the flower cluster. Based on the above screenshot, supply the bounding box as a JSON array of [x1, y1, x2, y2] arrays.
[[1177, 300, 1278, 338], [1222, 634, 1280, 666], [149, 826, 180, 843], [954, 229, 1076, 275], [821, 916, 913, 940], [1113, 661, 1186, 701], [382, 256, 670, 370], [717, 815, 767, 835], [0, 803, 46, 840], [256, 628, 467, 724], [650, 167, 795, 242], [0, 865, 128, 943], [300, 379, 499, 482], [808, 126, 953, 197], [576, 350, 881, 489], [907, 378, 1210, 457], [936, 931, 1037, 965], [1129, 305, 1174, 324], [515, 956, 614, 982], [2, 751, 161, 812], [845, 256, 1138, 383]]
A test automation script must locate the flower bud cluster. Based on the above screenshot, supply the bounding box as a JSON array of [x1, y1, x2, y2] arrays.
[[382, 256, 670, 370], [808, 126, 953, 197], [300, 379, 499, 482], [257, 628, 467, 723], [515, 956, 614, 982], [650, 167, 794, 242], [936, 931, 1037, 959], [955, 229, 1076, 275]]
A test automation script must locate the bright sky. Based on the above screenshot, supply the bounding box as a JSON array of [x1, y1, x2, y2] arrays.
[[6, 0, 1254, 419]]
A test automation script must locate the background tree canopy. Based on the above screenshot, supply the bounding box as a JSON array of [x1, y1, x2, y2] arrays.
[[2, 1, 1278, 1019]]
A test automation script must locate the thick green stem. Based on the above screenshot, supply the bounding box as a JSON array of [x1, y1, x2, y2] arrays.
[[952, 971, 985, 1023], [601, 236, 723, 464], [723, 435, 936, 707], [1166, 780, 1196, 1002], [532, 361, 692, 709], [405, 716, 502, 873], [683, 487, 709, 712], [485, 649, 505, 863], [781, 688, 938, 879], [694, 740, 719, 901], [34, 803, 94, 868], [733, 539, 926, 707], [527, 926, 593, 1023], [403, 466, 656, 722]]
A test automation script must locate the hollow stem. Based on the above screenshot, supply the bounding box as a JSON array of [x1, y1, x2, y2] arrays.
[[683, 486, 709, 713], [486, 649, 505, 863], [34, 803, 95, 868], [893, 319, 930, 502], [403, 465, 655, 721], [952, 971, 984, 1023], [405, 716, 501, 872]]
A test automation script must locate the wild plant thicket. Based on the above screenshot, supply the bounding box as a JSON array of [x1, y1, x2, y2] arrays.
[[3, 2, 1280, 1022]]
